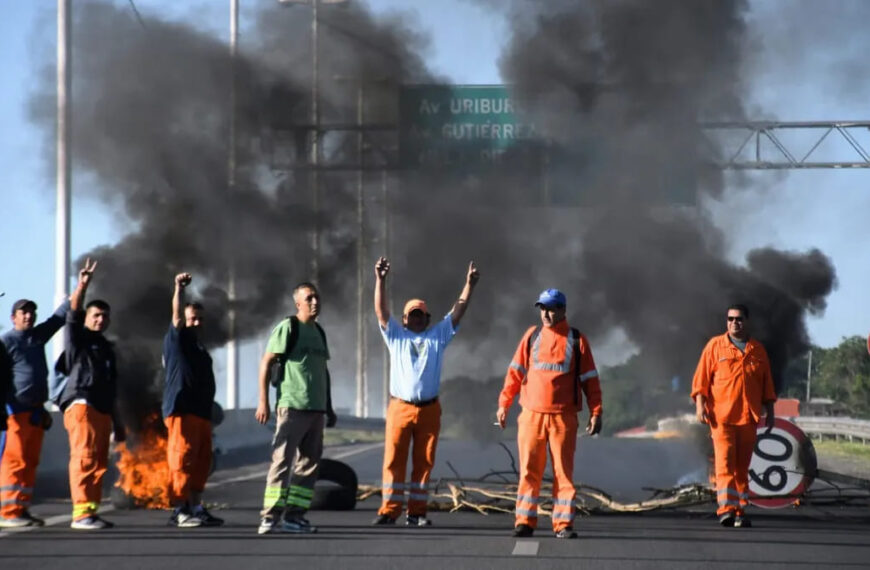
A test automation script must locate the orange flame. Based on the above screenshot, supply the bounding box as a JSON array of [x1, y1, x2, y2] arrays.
[[114, 414, 170, 509]]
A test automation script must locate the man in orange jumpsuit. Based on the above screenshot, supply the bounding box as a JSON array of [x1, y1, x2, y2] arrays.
[[496, 288, 602, 539], [691, 303, 776, 528]]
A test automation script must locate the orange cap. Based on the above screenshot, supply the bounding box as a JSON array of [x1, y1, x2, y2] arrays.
[[403, 298, 430, 316]]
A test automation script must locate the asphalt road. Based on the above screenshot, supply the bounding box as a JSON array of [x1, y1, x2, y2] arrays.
[[2, 438, 869, 570]]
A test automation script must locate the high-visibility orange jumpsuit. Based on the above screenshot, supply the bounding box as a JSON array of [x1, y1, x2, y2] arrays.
[[0, 411, 45, 520], [499, 321, 601, 532], [691, 333, 776, 517], [165, 415, 212, 507]]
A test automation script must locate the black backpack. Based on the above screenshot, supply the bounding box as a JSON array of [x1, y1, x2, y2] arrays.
[[268, 316, 328, 387]]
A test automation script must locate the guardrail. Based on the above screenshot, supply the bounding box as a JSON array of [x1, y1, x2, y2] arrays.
[[790, 416, 870, 444]]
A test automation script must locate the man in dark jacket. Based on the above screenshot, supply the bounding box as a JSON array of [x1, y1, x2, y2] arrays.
[[57, 258, 126, 530], [0, 294, 69, 529], [162, 272, 222, 528]]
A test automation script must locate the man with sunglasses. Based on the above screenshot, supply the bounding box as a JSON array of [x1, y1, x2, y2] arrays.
[[496, 289, 602, 539], [371, 257, 479, 527], [691, 303, 776, 528]]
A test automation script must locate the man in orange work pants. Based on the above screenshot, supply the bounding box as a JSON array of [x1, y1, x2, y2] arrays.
[[162, 273, 222, 527], [496, 288, 602, 539], [372, 257, 479, 527], [691, 303, 776, 528], [55, 259, 126, 530]]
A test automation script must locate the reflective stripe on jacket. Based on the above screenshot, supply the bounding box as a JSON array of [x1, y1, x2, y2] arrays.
[[499, 320, 601, 414]]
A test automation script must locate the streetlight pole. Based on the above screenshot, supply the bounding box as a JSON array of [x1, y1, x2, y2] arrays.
[[310, 0, 321, 282], [354, 84, 367, 418], [54, 0, 71, 364], [806, 349, 813, 403], [226, 0, 240, 409], [381, 169, 390, 417]]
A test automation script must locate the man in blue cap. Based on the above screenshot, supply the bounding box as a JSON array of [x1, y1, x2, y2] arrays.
[[496, 288, 602, 538]]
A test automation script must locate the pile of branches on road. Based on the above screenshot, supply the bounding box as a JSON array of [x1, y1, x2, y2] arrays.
[[357, 443, 714, 516]]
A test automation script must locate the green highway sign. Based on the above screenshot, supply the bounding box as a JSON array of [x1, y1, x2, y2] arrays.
[[399, 84, 539, 168]]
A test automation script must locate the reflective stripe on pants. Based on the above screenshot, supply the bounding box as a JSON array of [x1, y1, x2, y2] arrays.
[[165, 414, 213, 507], [261, 408, 324, 517], [0, 412, 45, 519], [515, 408, 577, 531], [64, 404, 112, 521], [711, 422, 757, 516], [378, 398, 441, 518]]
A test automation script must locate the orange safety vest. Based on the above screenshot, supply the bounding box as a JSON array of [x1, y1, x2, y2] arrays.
[[691, 333, 777, 425], [499, 320, 602, 414]]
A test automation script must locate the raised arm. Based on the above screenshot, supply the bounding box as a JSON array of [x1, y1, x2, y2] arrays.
[[450, 261, 480, 328], [373, 257, 391, 328], [172, 273, 192, 329], [66, 259, 98, 368], [33, 298, 70, 344], [70, 258, 97, 312]]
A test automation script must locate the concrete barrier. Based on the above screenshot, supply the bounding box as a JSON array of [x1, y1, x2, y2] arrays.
[[35, 409, 385, 476]]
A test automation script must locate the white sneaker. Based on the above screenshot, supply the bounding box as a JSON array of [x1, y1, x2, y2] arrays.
[[257, 516, 276, 535], [71, 515, 114, 530], [0, 517, 34, 529], [169, 509, 202, 528]]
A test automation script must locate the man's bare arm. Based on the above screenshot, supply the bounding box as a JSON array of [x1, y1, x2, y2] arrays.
[[255, 351, 279, 425], [374, 257, 391, 328], [450, 261, 480, 328]]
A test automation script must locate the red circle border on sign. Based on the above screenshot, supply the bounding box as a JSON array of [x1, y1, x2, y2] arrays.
[[749, 417, 813, 509]]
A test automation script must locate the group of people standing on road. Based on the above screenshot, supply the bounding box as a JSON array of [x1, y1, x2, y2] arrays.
[[1, 255, 776, 537], [0, 262, 222, 530]]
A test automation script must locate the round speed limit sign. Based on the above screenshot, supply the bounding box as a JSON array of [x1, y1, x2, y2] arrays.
[[748, 417, 817, 508]]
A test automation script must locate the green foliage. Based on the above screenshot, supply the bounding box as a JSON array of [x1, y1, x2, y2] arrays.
[[599, 354, 691, 435], [808, 335, 870, 418], [440, 375, 512, 442]]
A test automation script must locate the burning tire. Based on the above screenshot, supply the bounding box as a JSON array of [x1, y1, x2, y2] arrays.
[[311, 458, 357, 511]]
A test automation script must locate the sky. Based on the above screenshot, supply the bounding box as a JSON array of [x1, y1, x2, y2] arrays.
[[1, 0, 869, 410]]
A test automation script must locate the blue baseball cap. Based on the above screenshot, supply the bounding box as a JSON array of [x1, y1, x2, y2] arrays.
[[535, 288, 566, 308]]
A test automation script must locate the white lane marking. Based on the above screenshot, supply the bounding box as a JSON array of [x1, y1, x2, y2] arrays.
[[0, 507, 117, 538], [0, 441, 384, 537], [512, 540, 539, 556]]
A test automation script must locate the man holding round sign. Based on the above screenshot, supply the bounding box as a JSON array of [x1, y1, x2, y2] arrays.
[[691, 303, 776, 528]]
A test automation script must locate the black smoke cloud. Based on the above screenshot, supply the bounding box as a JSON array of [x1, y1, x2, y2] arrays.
[[28, 0, 835, 426]]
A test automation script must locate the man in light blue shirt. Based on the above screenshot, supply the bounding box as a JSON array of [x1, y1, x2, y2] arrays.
[[371, 257, 479, 527]]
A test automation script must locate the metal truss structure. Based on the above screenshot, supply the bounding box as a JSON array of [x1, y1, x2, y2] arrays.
[[265, 121, 870, 171], [702, 121, 870, 169]]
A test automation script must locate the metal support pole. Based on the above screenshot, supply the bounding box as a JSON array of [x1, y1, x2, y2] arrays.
[[310, 0, 320, 282], [806, 349, 813, 403], [226, 0, 240, 409], [54, 0, 71, 364], [381, 170, 390, 417], [355, 85, 368, 418]]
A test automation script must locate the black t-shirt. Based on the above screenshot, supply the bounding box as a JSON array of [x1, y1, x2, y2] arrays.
[[162, 324, 215, 421]]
